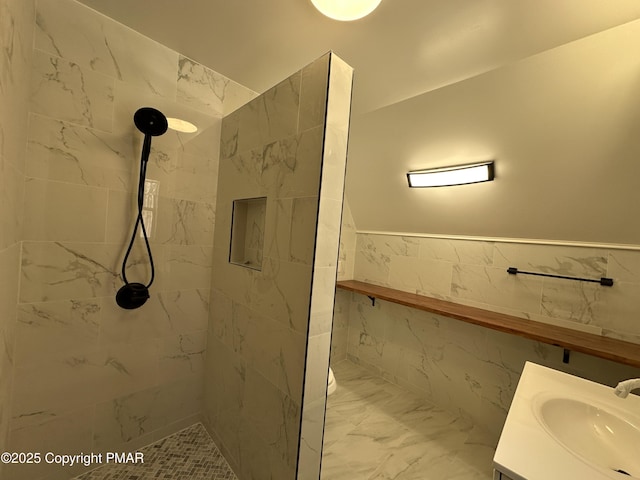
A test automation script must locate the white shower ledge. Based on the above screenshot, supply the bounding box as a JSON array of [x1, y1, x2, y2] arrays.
[[336, 280, 640, 369]]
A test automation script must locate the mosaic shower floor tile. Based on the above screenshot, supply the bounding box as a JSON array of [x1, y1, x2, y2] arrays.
[[321, 360, 496, 480], [74, 423, 237, 480]]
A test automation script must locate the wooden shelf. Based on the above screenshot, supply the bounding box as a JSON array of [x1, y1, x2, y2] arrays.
[[336, 280, 640, 369]]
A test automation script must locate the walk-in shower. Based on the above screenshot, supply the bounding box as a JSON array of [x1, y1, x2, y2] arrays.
[[115, 107, 168, 310]]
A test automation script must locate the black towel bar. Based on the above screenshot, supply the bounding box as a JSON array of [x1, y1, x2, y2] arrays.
[[507, 267, 613, 286]]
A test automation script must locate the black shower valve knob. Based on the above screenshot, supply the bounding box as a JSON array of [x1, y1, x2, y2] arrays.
[[116, 282, 150, 309]]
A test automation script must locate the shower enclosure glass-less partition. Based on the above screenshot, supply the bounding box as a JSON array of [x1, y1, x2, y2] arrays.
[[205, 52, 353, 480]]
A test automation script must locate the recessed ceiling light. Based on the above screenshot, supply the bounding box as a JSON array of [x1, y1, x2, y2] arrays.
[[310, 0, 382, 21], [166, 117, 198, 133]]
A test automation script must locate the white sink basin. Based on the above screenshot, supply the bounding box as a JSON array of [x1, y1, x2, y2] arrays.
[[533, 395, 640, 478], [494, 363, 640, 480]]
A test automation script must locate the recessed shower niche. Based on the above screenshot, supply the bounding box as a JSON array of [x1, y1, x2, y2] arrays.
[[229, 196, 267, 270]]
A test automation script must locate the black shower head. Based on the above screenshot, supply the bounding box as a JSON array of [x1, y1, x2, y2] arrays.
[[134, 107, 168, 137]]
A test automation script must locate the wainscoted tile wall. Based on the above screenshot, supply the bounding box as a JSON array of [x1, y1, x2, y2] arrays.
[[334, 232, 640, 442], [4, 1, 256, 479], [0, 0, 35, 477], [354, 234, 640, 342], [205, 52, 352, 480], [337, 200, 357, 283]]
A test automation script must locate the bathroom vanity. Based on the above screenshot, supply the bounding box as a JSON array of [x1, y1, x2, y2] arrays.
[[493, 362, 640, 479], [493, 472, 514, 480]]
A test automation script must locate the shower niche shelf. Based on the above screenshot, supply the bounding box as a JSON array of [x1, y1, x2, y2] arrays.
[[336, 280, 640, 369], [229, 197, 266, 271]]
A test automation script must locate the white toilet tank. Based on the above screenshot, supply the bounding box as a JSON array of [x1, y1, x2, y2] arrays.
[[327, 367, 337, 395]]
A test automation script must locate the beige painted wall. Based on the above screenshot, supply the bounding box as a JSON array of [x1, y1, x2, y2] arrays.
[[346, 18, 640, 245]]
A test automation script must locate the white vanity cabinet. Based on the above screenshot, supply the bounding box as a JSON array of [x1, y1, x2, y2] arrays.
[[493, 470, 515, 480]]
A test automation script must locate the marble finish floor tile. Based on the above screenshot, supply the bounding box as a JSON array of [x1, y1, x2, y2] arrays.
[[321, 361, 495, 480], [74, 423, 237, 480]]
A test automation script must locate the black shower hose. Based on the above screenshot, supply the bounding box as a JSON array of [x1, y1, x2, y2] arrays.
[[120, 134, 155, 288]]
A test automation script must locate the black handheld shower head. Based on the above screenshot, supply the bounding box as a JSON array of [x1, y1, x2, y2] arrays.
[[134, 107, 168, 136], [134, 108, 168, 165]]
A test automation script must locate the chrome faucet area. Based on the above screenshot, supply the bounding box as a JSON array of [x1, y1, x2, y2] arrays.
[[614, 378, 640, 398]]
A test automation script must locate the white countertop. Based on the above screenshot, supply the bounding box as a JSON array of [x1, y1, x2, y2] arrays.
[[493, 362, 640, 480]]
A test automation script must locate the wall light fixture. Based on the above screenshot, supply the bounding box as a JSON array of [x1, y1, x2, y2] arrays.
[[407, 161, 495, 188], [310, 0, 382, 21]]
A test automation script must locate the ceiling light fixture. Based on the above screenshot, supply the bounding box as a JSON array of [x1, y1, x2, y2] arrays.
[[166, 117, 198, 133], [407, 161, 495, 188], [310, 0, 382, 21]]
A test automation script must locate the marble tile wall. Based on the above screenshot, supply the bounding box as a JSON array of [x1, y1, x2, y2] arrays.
[[298, 54, 353, 480], [4, 1, 256, 479], [205, 52, 352, 480], [344, 232, 640, 441], [337, 199, 357, 282], [0, 0, 35, 477], [354, 234, 640, 342], [330, 200, 357, 364]]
